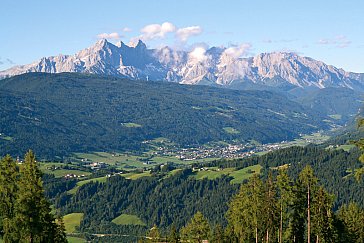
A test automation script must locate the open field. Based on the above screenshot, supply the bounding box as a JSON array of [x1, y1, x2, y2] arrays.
[[39, 162, 91, 178], [229, 164, 262, 184], [67, 176, 108, 194], [336, 144, 356, 152], [112, 214, 146, 226], [223, 127, 240, 134], [73, 151, 219, 170], [328, 114, 342, 120], [121, 122, 142, 128], [63, 213, 84, 233], [193, 167, 235, 180], [121, 171, 151, 180], [67, 236, 86, 243], [279, 132, 330, 148], [192, 164, 262, 183]]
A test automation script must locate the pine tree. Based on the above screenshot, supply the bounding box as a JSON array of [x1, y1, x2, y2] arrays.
[[147, 224, 161, 242], [249, 175, 264, 243], [288, 172, 308, 242], [311, 187, 335, 243], [168, 223, 180, 243], [226, 183, 253, 241], [227, 175, 264, 242], [180, 211, 210, 243], [352, 118, 364, 180], [263, 172, 279, 243], [12, 150, 66, 242], [299, 165, 318, 243], [211, 224, 225, 243], [0, 155, 19, 242], [276, 167, 294, 243], [337, 203, 364, 243]]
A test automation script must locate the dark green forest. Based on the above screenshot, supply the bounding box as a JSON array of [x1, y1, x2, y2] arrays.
[[0, 72, 332, 159], [37, 143, 362, 242], [1, 73, 363, 242]]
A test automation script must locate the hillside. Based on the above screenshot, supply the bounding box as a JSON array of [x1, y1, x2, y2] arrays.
[[46, 145, 363, 240], [0, 72, 329, 159]]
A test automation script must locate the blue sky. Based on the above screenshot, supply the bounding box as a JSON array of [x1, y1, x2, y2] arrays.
[[1, 0, 363, 72]]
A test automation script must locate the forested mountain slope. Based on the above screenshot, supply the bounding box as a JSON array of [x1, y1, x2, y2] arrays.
[[0, 73, 328, 159]]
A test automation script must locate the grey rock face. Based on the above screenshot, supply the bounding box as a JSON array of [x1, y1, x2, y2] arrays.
[[1, 39, 363, 91]]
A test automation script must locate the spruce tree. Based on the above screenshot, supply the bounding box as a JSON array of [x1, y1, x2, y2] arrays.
[[12, 150, 66, 242], [299, 165, 318, 243], [276, 167, 294, 243], [168, 223, 180, 243], [353, 118, 364, 180], [263, 172, 279, 243], [180, 211, 210, 243], [338, 203, 364, 243], [311, 187, 335, 243], [0, 155, 19, 242]]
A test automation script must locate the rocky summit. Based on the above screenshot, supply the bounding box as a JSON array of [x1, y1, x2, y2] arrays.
[[1, 39, 364, 91]]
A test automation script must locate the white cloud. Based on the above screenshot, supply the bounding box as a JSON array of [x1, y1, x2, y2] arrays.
[[128, 22, 203, 46], [317, 35, 351, 48], [140, 22, 176, 40], [176, 26, 202, 42], [318, 39, 330, 45], [97, 32, 121, 40], [122, 27, 132, 32], [188, 46, 208, 64], [223, 43, 251, 59]]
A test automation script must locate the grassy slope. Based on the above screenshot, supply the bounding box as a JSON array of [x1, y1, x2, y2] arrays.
[[67, 237, 86, 243], [192, 164, 262, 183], [63, 213, 84, 233], [111, 214, 146, 226]]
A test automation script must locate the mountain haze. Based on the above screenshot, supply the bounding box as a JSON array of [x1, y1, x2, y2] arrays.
[[1, 39, 363, 91]]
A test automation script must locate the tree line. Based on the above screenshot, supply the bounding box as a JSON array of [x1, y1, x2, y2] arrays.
[[140, 166, 364, 243], [0, 151, 67, 242]]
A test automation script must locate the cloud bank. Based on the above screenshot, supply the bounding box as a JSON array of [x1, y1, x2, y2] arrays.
[[97, 32, 121, 40]]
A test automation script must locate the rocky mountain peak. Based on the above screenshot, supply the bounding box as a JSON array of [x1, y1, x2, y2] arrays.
[[1, 41, 363, 91]]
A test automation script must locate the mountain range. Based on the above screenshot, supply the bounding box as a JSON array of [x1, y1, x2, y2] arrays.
[[1, 39, 364, 92]]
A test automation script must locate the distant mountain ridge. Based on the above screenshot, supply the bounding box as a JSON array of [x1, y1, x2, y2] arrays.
[[1, 39, 364, 91]]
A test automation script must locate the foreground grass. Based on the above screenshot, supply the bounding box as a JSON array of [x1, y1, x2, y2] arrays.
[[112, 214, 146, 226], [63, 213, 84, 233]]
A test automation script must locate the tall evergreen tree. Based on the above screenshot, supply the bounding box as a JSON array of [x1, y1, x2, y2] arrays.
[[167, 223, 180, 243], [353, 118, 364, 180], [263, 172, 278, 243], [0, 155, 19, 242], [311, 187, 335, 243], [180, 211, 210, 243], [227, 175, 264, 243], [337, 203, 364, 243], [147, 224, 161, 242], [12, 150, 66, 242], [276, 168, 294, 243], [226, 183, 253, 241], [211, 224, 225, 243], [299, 165, 318, 243]]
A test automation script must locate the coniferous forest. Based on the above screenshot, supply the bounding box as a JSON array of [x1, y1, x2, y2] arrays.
[[1, 139, 364, 242]]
